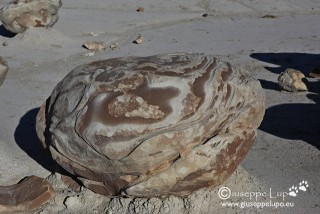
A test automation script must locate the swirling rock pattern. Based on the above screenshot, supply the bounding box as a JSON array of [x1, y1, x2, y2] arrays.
[[0, 0, 62, 34], [36, 53, 265, 197]]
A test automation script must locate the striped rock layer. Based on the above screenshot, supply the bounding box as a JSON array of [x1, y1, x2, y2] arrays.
[[36, 53, 265, 197], [0, 0, 62, 34]]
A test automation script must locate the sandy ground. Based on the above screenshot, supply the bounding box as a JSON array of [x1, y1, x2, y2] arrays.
[[0, 0, 319, 213]]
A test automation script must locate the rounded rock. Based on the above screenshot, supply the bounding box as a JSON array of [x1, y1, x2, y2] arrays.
[[36, 53, 265, 197], [0, 0, 62, 34], [278, 68, 308, 92]]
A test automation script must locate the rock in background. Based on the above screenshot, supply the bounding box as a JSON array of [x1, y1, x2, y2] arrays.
[[36, 53, 265, 198], [278, 68, 308, 92], [0, 0, 62, 34]]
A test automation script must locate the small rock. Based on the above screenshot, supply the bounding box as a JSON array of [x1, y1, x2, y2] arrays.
[[0, 0, 62, 34], [309, 68, 320, 79], [83, 41, 106, 51], [0, 56, 9, 86], [89, 32, 99, 36], [137, 7, 144, 12], [0, 176, 55, 213], [2, 42, 8, 46], [261, 14, 277, 19], [133, 35, 143, 44], [278, 68, 308, 92], [109, 42, 118, 50], [85, 52, 95, 56]]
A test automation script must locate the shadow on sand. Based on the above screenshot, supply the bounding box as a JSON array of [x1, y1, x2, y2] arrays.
[[0, 25, 16, 38], [251, 52, 320, 149], [14, 108, 61, 172]]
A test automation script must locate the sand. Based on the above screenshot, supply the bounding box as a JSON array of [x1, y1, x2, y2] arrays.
[[0, 0, 319, 213]]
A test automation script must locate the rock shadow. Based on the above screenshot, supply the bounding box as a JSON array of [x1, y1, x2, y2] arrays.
[[0, 25, 16, 38], [251, 52, 320, 149], [259, 96, 320, 149], [14, 108, 61, 172], [250, 52, 320, 75], [258, 79, 280, 91]]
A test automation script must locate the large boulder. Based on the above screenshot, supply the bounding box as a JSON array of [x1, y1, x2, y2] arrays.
[[36, 53, 265, 197], [0, 0, 62, 34]]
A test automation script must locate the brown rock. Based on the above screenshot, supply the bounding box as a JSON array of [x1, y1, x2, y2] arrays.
[[0, 0, 62, 34], [309, 68, 320, 79], [278, 68, 308, 92], [0, 56, 9, 86], [137, 7, 144, 12], [133, 34, 143, 44], [0, 176, 55, 213], [36, 53, 265, 197], [61, 175, 81, 192]]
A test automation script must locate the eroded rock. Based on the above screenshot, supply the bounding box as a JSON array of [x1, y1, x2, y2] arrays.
[[36, 53, 265, 197], [0, 176, 55, 213], [83, 41, 106, 51], [278, 68, 308, 92], [0, 56, 9, 86], [309, 68, 320, 79], [0, 0, 62, 34]]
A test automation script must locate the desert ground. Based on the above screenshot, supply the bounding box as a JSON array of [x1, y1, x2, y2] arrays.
[[0, 0, 319, 213]]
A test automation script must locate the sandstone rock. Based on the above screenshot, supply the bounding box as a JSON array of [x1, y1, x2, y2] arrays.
[[309, 68, 320, 79], [133, 34, 143, 44], [0, 176, 55, 213], [36, 53, 265, 197], [0, 0, 62, 34], [278, 68, 308, 92], [0, 56, 9, 86], [83, 41, 106, 51], [137, 7, 144, 12]]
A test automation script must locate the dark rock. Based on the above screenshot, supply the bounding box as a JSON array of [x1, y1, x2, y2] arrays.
[[309, 68, 320, 79]]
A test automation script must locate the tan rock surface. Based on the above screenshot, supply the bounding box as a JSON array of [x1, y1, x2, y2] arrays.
[[0, 0, 62, 34], [36, 53, 265, 197], [83, 41, 106, 51], [0, 56, 8, 86], [0, 176, 55, 213], [278, 68, 308, 92]]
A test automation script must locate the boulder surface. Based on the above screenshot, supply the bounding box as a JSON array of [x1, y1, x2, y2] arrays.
[[0, 0, 62, 34], [36, 53, 265, 197]]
